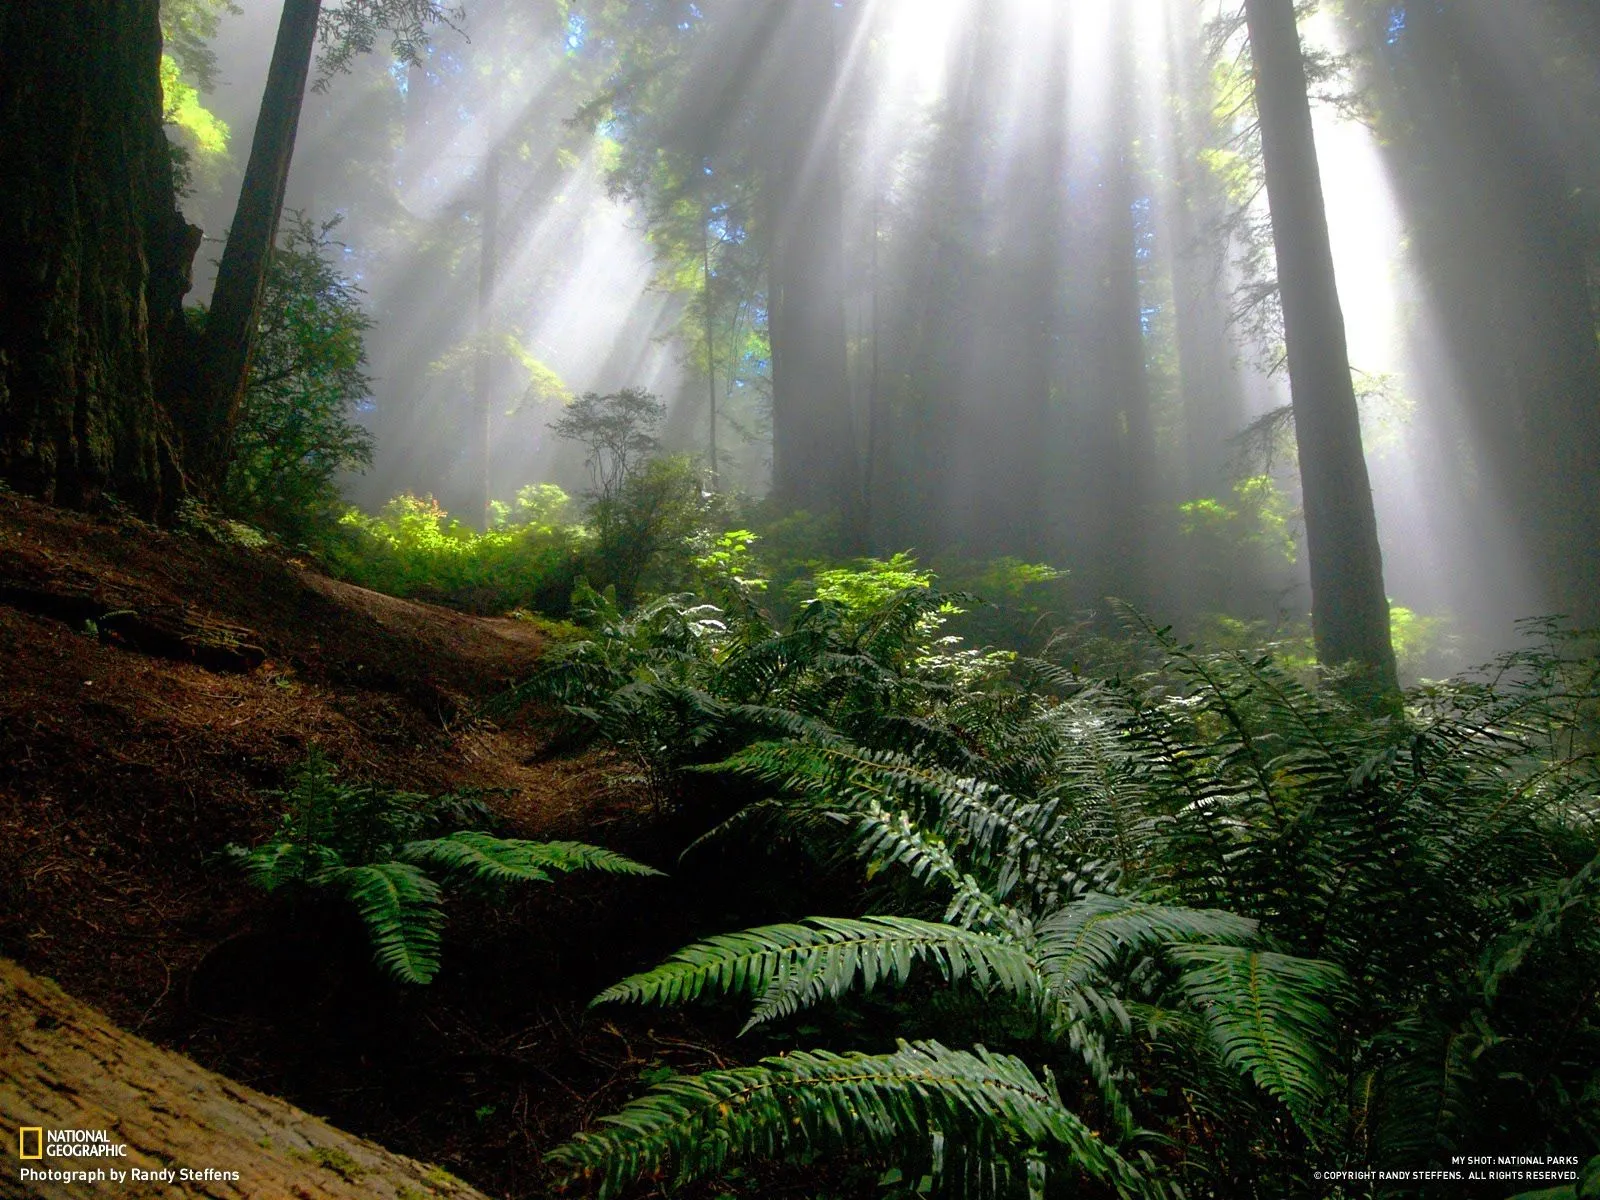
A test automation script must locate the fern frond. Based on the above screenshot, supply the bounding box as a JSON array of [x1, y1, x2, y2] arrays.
[[327, 861, 445, 984], [1366, 1017, 1480, 1165], [508, 838, 665, 876], [594, 916, 1042, 1033], [853, 797, 1024, 934], [1170, 945, 1345, 1139], [1035, 893, 1258, 990], [399, 832, 661, 884], [548, 1039, 1135, 1200], [227, 840, 344, 891]]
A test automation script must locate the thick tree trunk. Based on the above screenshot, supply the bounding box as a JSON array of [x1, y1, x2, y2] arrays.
[[0, 958, 492, 1199], [764, 1, 860, 541], [187, 0, 321, 491], [1387, 0, 1600, 627], [1244, 0, 1399, 700], [0, 0, 195, 517]]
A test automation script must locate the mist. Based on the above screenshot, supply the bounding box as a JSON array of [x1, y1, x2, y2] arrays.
[[178, 0, 1600, 671]]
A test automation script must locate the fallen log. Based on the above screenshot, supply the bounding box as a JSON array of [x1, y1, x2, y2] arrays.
[[0, 582, 265, 673], [0, 959, 494, 1199]]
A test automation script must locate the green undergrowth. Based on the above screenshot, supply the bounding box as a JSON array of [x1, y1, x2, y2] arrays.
[[521, 575, 1600, 1199], [322, 487, 587, 615]]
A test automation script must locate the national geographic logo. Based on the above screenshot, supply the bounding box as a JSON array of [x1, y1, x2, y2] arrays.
[[13, 1126, 128, 1159]]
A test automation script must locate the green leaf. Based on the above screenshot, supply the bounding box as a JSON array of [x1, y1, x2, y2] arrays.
[[1035, 893, 1258, 990], [547, 1040, 1135, 1200], [399, 832, 661, 884]]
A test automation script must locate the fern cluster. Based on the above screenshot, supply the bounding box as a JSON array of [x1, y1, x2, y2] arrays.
[[548, 610, 1600, 1197], [511, 573, 995, 809], [226, 751, 660, 983]]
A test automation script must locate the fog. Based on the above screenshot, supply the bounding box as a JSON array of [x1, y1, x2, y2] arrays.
[[179, 0, 1600, 669]]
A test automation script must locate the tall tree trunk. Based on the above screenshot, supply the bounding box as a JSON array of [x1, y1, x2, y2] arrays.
[[187, 0, 321, 490], [1403, 0, 1600, 626], [473, 67, 502, 529], [1104, 5, 1155, 605], [0, 0, 196, 516], [764, 1, 859, 542], [1245, 0, 1399, 700], [703, 208, 719, 489], [1165, 0, 1246, 500], [862, 160, 883, 543]]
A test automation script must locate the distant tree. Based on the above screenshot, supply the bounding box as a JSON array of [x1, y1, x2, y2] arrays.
[[551, 388, 702, 605], [1244, 0, 1399, 701], [761, 1, 859, 540], [159, 0, 240, 193], [551, 388, 665, 503], [1343, 0, 1600, 628]]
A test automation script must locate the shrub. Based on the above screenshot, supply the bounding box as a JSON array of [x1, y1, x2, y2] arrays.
[[325, 488, 586, 614]]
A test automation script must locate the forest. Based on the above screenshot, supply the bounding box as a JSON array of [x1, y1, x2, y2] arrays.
[[0, 1, 1597, 1198]]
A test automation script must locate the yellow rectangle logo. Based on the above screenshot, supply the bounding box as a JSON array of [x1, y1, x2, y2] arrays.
[[18, 1127, 43, 1159]]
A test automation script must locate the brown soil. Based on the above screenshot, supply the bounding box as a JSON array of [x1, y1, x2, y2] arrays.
[[0, 493, 809, 1198]]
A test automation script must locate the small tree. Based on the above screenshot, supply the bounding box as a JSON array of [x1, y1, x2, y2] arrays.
[[222, 213, 375, 539], [551, 388, 665, 500], [551, 389, 702, 605]]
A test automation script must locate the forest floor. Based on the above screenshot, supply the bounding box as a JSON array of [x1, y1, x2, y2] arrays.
[[0, 492, 819, 1198]]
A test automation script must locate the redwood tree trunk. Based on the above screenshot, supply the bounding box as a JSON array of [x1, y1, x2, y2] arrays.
[[0, 0, 195, 516], [188, 0, 321, 490], [764, 1, 860, 541], [1244, 0, 1399, 699]]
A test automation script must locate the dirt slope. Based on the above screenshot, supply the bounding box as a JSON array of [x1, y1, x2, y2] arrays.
[[0, 493, 703, 1197]]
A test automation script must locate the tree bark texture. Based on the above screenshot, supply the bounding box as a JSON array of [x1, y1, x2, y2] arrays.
[[0, 958, 493, 1200], [0, 0, 196, 516], [188, 0, 322, 490], [1244, 0, 1399, 697]]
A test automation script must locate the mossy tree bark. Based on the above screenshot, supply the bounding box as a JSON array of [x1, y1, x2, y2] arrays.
[[0, 0, 197, 517], [0, 959, 492, 1200], [1244, 0, 1400, 702]]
